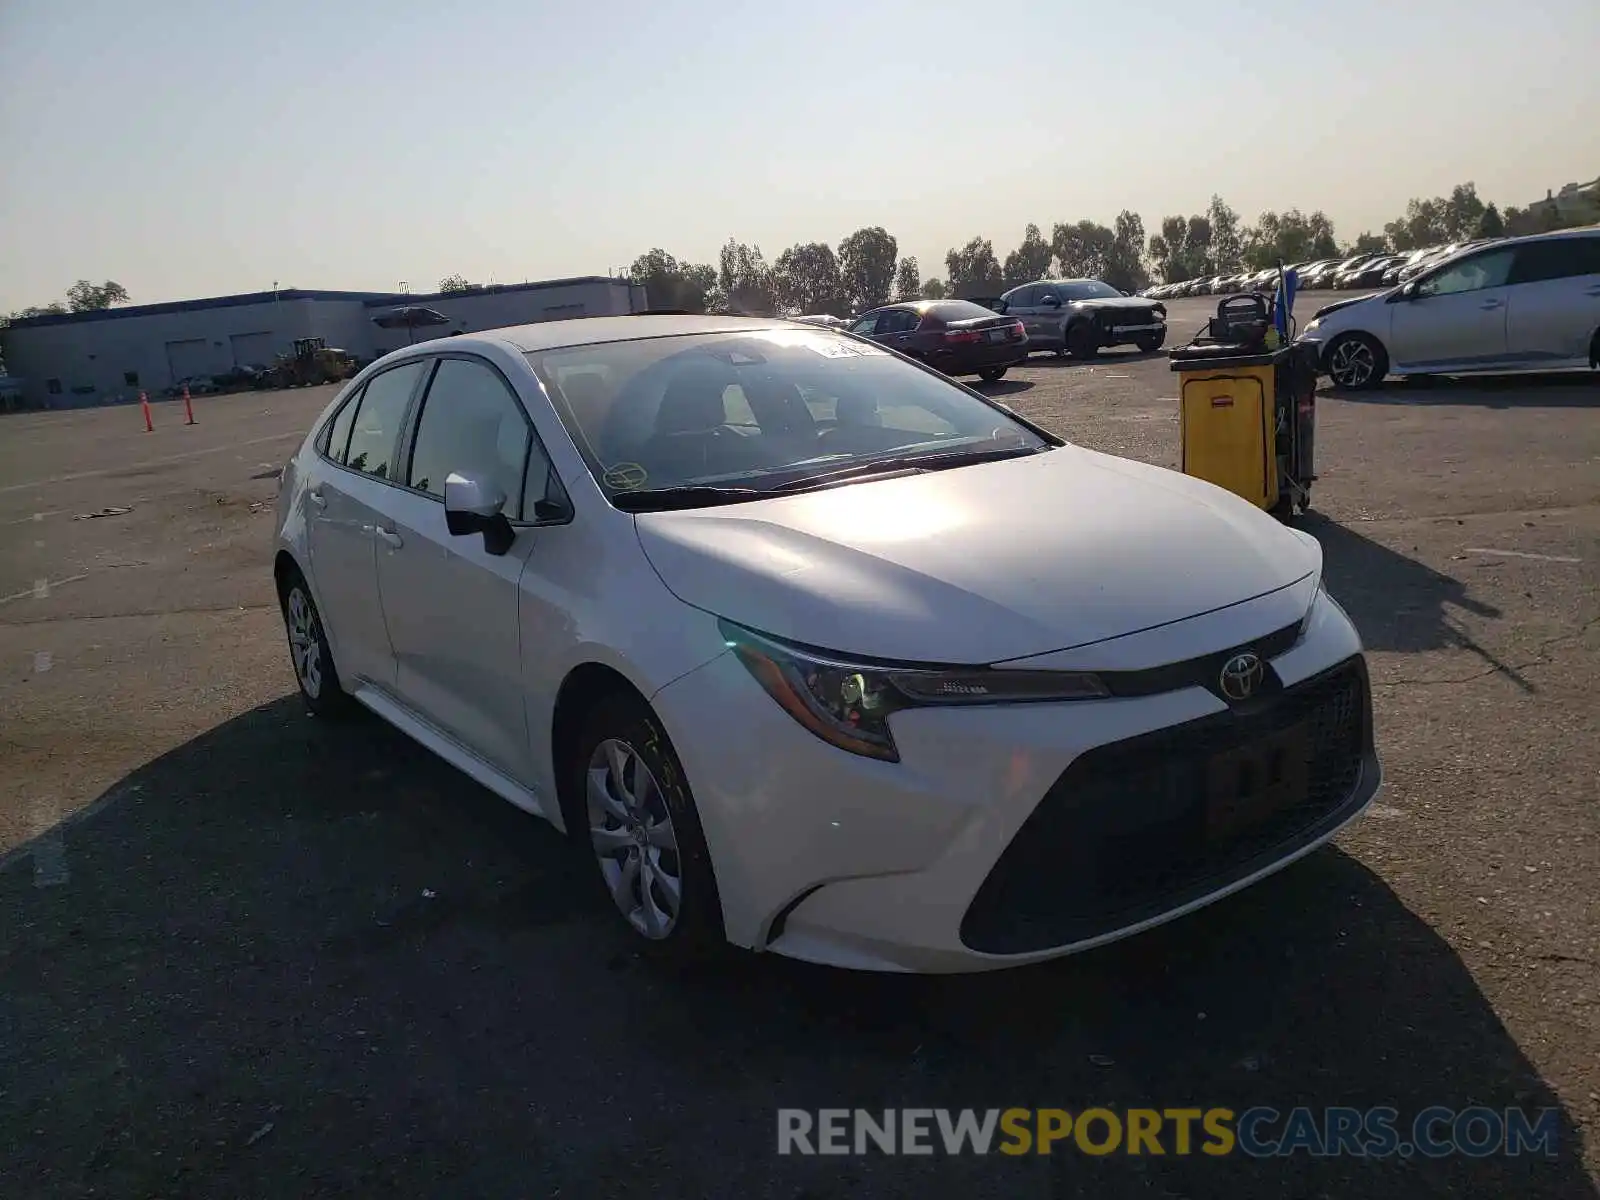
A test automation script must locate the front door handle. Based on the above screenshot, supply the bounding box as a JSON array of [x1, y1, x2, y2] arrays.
[[375, 527, 404, 549], [1479, 299, 1504, 310]]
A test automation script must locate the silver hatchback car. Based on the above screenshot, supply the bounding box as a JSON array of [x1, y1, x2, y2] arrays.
[[1300, 228, 1600, 389]]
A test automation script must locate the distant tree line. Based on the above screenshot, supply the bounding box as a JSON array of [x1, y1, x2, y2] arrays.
[[5, 279, 130, 323], [627, 175, 1597, 312]]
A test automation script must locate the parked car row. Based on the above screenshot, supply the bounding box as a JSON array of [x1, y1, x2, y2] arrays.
[[1140, 239, 1511, 302]]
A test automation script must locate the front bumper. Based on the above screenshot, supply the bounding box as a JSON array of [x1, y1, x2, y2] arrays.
[[1093, 320, 1167, 348], [653, 584, 1378, 973]]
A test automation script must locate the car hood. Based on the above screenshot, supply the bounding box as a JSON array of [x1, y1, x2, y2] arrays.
[[634, 446, 1319, 664], [1311, 292, 1382, 321]]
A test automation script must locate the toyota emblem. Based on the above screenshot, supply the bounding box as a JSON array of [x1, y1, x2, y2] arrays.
[[1219, 652, 1265, 701]]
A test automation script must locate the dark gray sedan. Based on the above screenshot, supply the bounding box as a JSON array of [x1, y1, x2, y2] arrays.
[[998, 279, 1167, 358]]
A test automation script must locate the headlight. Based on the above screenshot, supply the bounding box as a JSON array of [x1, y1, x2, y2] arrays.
[[719, 619, 1108, 762], [1297, 577, 1325, 641], [1302, 317, 1322, 334]]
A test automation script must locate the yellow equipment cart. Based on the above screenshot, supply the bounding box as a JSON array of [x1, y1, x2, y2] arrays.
[[1170, 312, 1320, 519]]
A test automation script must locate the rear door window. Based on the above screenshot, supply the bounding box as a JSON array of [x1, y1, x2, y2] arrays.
[[1509, 237, 1600, 285], [321, 388, 362, 463], [343, 361, 427, 480]]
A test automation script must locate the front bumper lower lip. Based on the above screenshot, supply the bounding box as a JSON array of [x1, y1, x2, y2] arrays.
[[769, 753, 1380, 973]]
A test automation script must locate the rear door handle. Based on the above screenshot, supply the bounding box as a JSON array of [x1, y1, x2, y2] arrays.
[[306, 490, 326, 509], [375, 527, 404, 549]]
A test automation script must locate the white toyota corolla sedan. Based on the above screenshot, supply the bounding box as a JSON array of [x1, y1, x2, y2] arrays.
[[274, 315, 1380, 972]]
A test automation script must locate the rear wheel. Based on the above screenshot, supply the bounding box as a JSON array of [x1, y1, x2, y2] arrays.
[[977, 366, 1008, 382], [279, 571, 356, 719], [1325, 332, 1388, 390], [1067, 323, 1100, 359]]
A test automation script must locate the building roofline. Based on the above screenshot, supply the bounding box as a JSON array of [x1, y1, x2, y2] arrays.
[[363, 276, 632, 307], [6, 288, 405, 330], [6, 276, 638, 331]]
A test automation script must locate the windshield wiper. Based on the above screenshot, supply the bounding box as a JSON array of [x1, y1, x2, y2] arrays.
[[609, 485, 767, 512], [768, 443, 1046, 493]]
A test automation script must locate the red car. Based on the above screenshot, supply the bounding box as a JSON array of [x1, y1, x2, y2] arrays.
[[846, 300, 1028, 382]]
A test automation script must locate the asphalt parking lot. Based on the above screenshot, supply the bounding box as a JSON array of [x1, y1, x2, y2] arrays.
[[2, 293, 1597, 1198]]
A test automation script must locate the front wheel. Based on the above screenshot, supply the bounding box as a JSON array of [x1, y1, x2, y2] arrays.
[[1066, 323, 1100, 359], [1136, 333, 1166, 353], [977, 366, 1008, 382], [572, 692, 724, 960], [1325, 332, 1388, 390]]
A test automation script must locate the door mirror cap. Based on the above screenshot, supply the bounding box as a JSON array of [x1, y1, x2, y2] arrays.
[[444, 472, 506, 519], [444, 472, 515, 555]]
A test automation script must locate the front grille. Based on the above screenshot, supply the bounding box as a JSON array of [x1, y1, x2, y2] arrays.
[[959, 657, 1375, 955], [1100, 306, 1157, 328]]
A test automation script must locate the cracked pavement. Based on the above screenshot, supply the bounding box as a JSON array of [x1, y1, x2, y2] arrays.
[[1, 295, 1597, 1197]]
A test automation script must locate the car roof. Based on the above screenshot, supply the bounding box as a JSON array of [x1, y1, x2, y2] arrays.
[[472, 313, 795, 353]]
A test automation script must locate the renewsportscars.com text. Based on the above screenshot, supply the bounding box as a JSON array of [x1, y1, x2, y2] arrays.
[[777, 1106, 1560, 1159]]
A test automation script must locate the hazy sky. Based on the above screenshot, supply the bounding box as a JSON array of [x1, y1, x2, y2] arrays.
[[2, 0, 1596, 311]]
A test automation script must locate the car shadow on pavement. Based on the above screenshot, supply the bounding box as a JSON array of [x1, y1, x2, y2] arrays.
[[1322, 373, 1600, 408], [2, 697, 1591, 1197], [1303, 513, 1532, 689], [972, 379, 1035, 398], [1019, 348, 1163, 370]]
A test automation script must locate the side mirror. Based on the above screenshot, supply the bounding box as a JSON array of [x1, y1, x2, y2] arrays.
[[444, 472, 515, 555], [1041, 294, 1061, 307]]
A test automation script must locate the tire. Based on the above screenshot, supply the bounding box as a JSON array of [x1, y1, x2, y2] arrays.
[[279, 570, 357, 719], [1066, 322, 1100, 359], [1324, 332, 1388, 390], [1136, 333, 1166, 353], [977, 367, 1007, 382], [570, 691, 724, 960]]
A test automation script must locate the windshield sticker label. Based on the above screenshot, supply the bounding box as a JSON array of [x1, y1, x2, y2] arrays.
[[745, 329, 888, 357], [805, 339, 886, 358], [603, 463, 648, 491]]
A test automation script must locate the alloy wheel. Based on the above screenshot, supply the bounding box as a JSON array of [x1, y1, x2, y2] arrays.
[[285, 586, 323, 699], [586, 738, 682, 939], [1329, 338, 1378, 388]]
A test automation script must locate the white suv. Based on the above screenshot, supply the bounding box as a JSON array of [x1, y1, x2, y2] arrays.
[[1300, 228, 1600, 389]]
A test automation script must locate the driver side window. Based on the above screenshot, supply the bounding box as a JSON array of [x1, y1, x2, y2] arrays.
[[1417, 248, 1515, 298], [406, 357, 535, 518], [849, 312, 880, 336]]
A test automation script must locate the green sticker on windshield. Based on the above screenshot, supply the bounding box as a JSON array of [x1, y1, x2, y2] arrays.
[[603, 462, 648, 490]]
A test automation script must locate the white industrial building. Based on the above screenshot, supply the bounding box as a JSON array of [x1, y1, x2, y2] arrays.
[[1, 276, 648, 409]]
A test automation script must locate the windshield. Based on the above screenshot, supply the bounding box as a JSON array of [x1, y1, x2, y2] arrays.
[[527, 328, 1052, 504], [1057, 281, 1122, 301]]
